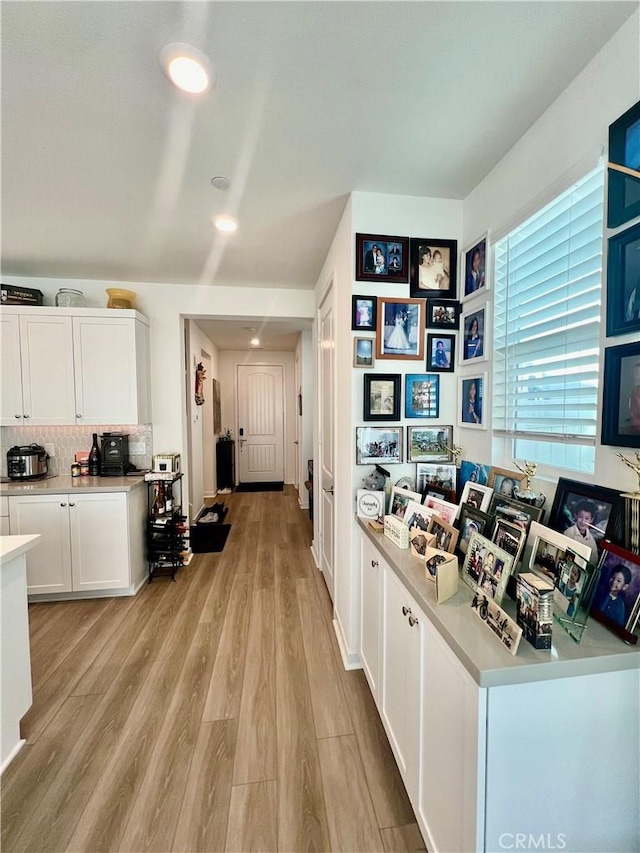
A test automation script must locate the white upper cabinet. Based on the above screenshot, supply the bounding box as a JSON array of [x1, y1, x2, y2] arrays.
[[1, 313, 26, 426], [20, 314, 77, 425]]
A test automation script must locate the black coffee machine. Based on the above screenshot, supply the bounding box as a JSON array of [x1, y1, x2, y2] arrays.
[[100, 432, 133, 476]]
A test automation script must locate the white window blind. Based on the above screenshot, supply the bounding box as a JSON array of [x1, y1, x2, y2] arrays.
[[493, 166, 604, 473]]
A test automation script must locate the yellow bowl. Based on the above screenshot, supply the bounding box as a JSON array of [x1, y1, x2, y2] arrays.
[[106, 288, 136, 309]]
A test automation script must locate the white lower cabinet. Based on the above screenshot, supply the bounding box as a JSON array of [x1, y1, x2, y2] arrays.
[[360, 535, 382, 698], [9, 490, 144, 596], [380, 563, 423, 805]]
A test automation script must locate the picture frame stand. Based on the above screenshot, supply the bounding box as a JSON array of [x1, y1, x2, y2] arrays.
[[553, 559, 600, 644], [621, 493, 640, 556]]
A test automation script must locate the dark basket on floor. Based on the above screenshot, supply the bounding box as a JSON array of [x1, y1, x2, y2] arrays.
[[190, 505, 231, 553]]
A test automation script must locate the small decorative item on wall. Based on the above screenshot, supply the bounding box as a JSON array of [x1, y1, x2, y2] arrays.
[[363, 373, 401, 421], [376, 297, 425, 360], [607, 99, 640, 229], [409, 237, 457, 300], [404, 373, 439, 418], [590, 540, 640, 644], [606, 221, 640, 338], [352, 295, 377, 331], [548, 479, 623, 567], [212, 378, 221, 433], [406, 425, 453, 463], [355, 233, 409, 283], [426, 333, 455, 372], [353, 337, 375, 368], [426, 299, 460, 329], [195, 361, 206, 406], [461, 233, 489, 301], [355, 426, 403, 465], [460, 302, 489, 364], [601, 340, 640, 448], [459, 374, 487, 429]]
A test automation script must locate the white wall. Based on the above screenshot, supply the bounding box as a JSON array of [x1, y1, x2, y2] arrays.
[[186, 320, 219, 517], [462, 10, 640, 496], [296, 329, 314, 509], [217, 349, 297, 485]]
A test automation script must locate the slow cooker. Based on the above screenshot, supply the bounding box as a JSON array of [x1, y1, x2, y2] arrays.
[[7, 444, 49, 480]]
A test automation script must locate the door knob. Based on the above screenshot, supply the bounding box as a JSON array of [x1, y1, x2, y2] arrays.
[[323, 486, 334, 495], [402, 605, 411, 616], [408, 615, 419, 627]]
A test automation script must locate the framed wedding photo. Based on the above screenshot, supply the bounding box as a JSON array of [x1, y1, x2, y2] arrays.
[[601, 340, 640, 448], [461, 234, 488, 301], [459, 374, 487, 429], [352, 295, 377, 331], [404, 373, 439, 418], [606, 222, 640, 338], [607, 100, 640, 229], [355, 233, 409, 283], [409, 237, 457, 300], [426, 333, 455, 372], [353, 337, 375, 368], [406, 425, 453, 463], [363, 373, 401, 421], [376, 297, 425, 361], [355, 426, 402, 465], [460, 303, 489, 364]]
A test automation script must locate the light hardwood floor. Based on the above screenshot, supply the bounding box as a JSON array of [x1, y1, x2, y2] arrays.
[[1, 487, 426, 852]]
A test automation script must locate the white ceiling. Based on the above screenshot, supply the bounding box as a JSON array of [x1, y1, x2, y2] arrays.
[[1, 1, 636, 292], [193, 317, 312, 351]]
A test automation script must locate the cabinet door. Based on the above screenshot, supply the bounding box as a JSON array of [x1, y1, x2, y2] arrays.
[[72, 317, 147, 425], [360, 535, 382, 700], [380, 565, 422, 804], [9, 495, 73, 594], [20, 315, 76, 425], [419, 618, 485, 853], [70, 492, 129, 591], [1, 314, 25, 425]]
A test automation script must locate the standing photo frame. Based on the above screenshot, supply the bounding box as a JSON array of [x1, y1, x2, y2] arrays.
[[355, 233, 409, 283], [389, 485, 423, 520], [488, 466, 526, 500], [461, 233, 489, 301], [416, 463, 457, 496], [404, 373, 439, 418], [462, 532, 514, 605], [548, 478, 623, 566], [352, 295, 377, 331], [607, 99, 640, 229], [460, 481, 493, 513], [590, 540, 640, 644], [409, 237, 457, 300], [458, 373, 487, 429], [460, 302, 489, 364], [601, 340, 640, 448], [605, 222, 640, 338], [376, 297, 425, 360], [456, 504, 493, 558], [406, 425, 453, 463], [363, 373, 401, 421], [426, 333, 456, 372]]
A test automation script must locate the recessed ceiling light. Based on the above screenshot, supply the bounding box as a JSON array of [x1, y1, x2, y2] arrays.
[[160, 43, 213, 95], [214, 215, 238, 233], [250, 338, 260, 346], [211, 176, 231, 191]]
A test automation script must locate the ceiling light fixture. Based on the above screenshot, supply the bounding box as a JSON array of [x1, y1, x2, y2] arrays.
[[250, 338, 260, 346], [214, 215, 238, 233], [160, 43, 213, 95]]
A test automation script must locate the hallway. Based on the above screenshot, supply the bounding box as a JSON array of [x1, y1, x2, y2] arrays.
[[1, 487, 425, 852]]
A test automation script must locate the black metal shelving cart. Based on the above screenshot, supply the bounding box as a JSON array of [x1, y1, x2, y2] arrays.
[[145, 473, 189, 581]]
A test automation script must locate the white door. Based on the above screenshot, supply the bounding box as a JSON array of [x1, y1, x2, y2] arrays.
[[237, 364, 284, 483], [70, 492, 129, 591], [1, 314, 24, 425], [9, 494, 73, 594], [318, 285, 335, 600], [20, 315, 76, 425]]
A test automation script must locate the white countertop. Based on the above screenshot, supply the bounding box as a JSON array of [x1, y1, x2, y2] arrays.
[[358, 518, 640, 688], [1, 534, 42, 563], [0, 475, 146, 496]]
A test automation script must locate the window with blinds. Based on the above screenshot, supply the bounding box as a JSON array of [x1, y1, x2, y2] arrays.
[[492, 166, 604, 474]]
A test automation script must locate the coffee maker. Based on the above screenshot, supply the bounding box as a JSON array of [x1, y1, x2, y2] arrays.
[[100, 433, 131, 476]]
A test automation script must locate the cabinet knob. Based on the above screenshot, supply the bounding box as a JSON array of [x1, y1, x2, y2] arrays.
[[371, 560, 378, 568], [69, 502, 75, 507], [14, 414, 21, 419], [408, 615, 419, 627], [76, 413, 82, 419], [402, 605, 411, 617], [60, 502, 67, 507], [23, 414, 29, 418]]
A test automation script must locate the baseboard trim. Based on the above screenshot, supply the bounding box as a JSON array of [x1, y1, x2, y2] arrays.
[[309, 543, 320, 568], [1, 739, 25, 775], [333, 617, 362, 671]]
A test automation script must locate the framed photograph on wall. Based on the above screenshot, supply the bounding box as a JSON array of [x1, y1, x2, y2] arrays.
[[404, 373, 439, 418], [548, 479, 623, 567], [606, 222, 640, 338], [406, 425, 453, 462], [601, 340, 640, 448], [458, 373, 487, 429], [426, 333, 455, 372], [461, 233, 489, 301], [426, 299, 460, 329], [355, 233, 409, 283], [355, 427, 402, 465], [460, 302, 489, 364], [376, 297, 425, 360], [409, 237, 457, 300], [353, 337, 375, 368], [607, 100, 640, 229], [352, 295, 377, 331], [363, 373, 401, 421]]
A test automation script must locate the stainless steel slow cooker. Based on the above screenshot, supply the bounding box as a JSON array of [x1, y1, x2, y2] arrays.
[[7, 444, 49, 480]]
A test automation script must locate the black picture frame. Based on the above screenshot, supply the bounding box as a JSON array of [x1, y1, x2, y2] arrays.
[[455, 504, 492, 558], [363, 373, 401, 421], [601, 340, 640, 448], [351, 295, 377, 331], [355, 233, 409, 283], [409, 237, 457, 300], [426, 333, 455, 372], [607, 99, 640, 229], [426, 299, 460, 329], [488, 492, 545, 532], [548, 478, 623, 566], [606, 222, 640, 338]]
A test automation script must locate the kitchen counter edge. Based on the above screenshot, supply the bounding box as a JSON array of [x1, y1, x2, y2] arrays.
[[0, 475, 146, 495]]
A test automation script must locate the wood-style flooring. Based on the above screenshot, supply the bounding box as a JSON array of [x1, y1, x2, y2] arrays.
[[1, 487, 426, 852]]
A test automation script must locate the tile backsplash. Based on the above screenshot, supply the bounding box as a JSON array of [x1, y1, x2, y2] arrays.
[[0, 424, 153, 476]]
